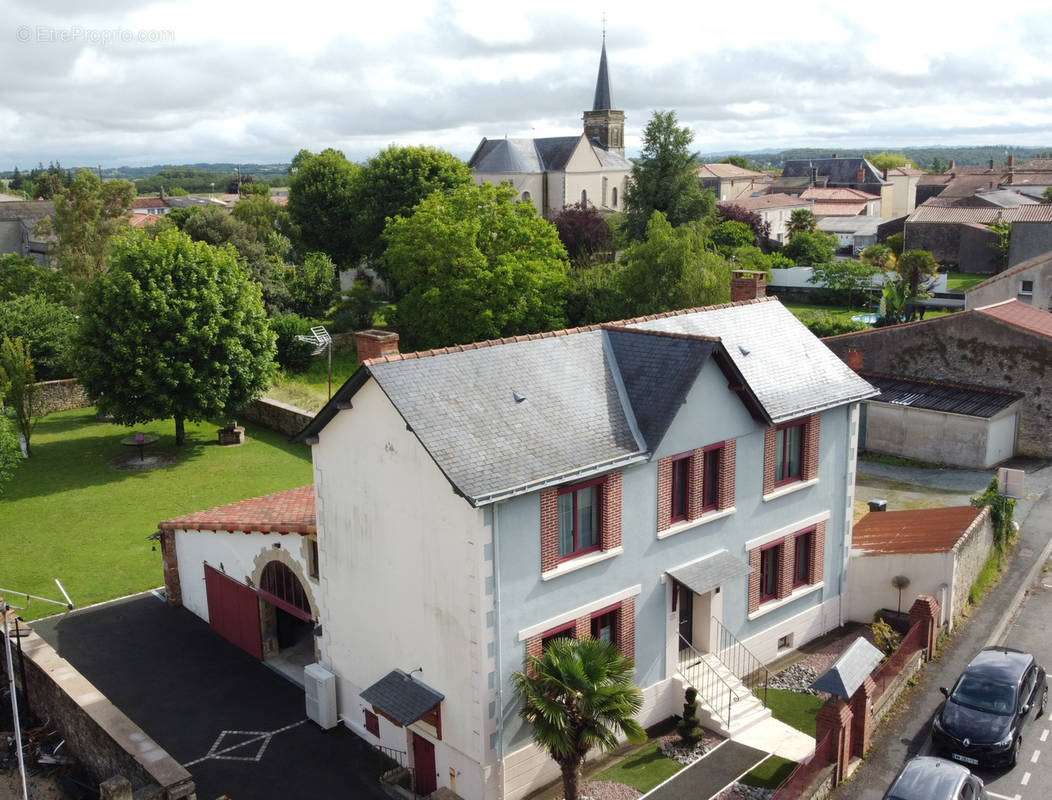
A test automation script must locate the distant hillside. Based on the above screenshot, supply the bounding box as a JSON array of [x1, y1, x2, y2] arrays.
[[699, 146, 1052, 171]]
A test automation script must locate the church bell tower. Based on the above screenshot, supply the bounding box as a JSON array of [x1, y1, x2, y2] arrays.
[[582, 35, 625, 157]]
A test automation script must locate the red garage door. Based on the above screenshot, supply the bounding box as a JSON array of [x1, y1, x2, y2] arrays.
[[204, 564, 262, 659]]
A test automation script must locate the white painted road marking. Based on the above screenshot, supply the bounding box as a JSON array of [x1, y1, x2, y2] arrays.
[[986, 792, 1021, 800], [184, 719, 307, 767], [1021, 771, 1031, 786], [1031, 749, 1040, 763], [1042, 729, 1049, 742]]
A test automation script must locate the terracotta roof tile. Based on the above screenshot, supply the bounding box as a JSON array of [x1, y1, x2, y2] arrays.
[[974, 299, 1052, 338], [128, 213, 162, 228], [907, 204, 1052, 224], [853, 506, 986, 554], [158, 485, 315, 535], [131, 197, 169, 209], [801, 187, 880, 201], [721, 193, 812, 211]]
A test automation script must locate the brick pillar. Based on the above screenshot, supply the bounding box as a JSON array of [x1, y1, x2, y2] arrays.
[[846, 348, 863, 372], [731, 270, 766, 302], [160, 529, 182, 607], [909, 595, 940, 660], [849, 676, 876, 758], [354, 329, 399, 363], [816, 698, 853, 785]]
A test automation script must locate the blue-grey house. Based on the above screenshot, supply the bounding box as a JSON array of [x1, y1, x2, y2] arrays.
[[293, 287, 877, 800]]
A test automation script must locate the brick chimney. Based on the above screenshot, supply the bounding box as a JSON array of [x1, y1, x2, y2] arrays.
[[948, 160, 955, 170], [1008, 154, 1015, 168], [355, 329, 399, 362], [856, 167, 866, 183], [989, 158, 995, 169], [810, 166, 818, 187], [731, 270, 766, 302], [832, 153, 838, 158], [846, 348, 863, 371], [883, 168, 889, 181]]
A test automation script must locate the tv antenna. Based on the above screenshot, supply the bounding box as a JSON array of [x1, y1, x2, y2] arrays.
[[1, 580, 74, 800], [295, 325, 334, 400]]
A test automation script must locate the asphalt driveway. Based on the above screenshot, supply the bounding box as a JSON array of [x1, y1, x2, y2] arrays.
[[30, 592, 388, 800]]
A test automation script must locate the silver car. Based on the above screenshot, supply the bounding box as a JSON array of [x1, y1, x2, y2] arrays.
[[883, 756, 987, 800]]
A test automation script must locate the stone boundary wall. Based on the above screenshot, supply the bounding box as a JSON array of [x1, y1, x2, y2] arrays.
[[871, 648, 924, 722], [33, 378, 90, 415], [237, 397, 316, 438], [5, 615, 195, 799], [952, 508, 994, 623]]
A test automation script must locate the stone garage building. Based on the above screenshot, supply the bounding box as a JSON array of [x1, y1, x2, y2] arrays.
[[847, 506, 993, 631], [823, 300, 1052, 459], [158, 486, 321, 680]]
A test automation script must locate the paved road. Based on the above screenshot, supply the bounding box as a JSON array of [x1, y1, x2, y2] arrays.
[[833, 462, 1052, 800], [30, 592, 389, 800]]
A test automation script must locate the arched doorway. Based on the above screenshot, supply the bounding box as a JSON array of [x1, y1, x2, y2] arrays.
[[258, 560, 315, 671]]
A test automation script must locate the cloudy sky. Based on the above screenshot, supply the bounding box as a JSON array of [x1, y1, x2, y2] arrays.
[[3, 0, 1051, 169]]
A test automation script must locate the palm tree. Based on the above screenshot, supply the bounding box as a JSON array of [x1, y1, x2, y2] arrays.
[[786, 208, 818, 238], [513, 637, 645, 800]]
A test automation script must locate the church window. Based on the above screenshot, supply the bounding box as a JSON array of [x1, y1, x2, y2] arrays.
[[612, 187, 618, 208], [581, 189, 588, 206]]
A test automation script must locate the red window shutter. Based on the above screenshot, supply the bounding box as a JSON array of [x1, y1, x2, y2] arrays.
[[364, 709, 380, 737], [718, 439, 736, 510], [540, 489, 559, 573], [601, 472, 622, 550], [656, 457, 673, 531], [802, 414, 821, 481]]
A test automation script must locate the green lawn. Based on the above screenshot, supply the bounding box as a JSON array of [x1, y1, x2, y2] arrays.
[[266, 350, 359, 413], [0, 408, 312, 619], [741, 755, 796, 789], [759, 688, 824, 737], [781, 301, 871, 325], [945, 271, 992, 291], [591, 740, 683, 793]]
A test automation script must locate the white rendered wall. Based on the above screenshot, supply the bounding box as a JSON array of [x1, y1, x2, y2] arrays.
[[846, 551, 953, 625], [312, 378, 491, 798], [174, 528, 315, 623]]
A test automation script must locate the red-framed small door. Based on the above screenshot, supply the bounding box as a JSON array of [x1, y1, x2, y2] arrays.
[[204, 564, 263, 659], [412, 732, 437, 796]]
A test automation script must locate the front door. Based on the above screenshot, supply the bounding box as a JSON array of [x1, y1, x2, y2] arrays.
[[412, 732, 436, 796], [678, 584, 694, 650]]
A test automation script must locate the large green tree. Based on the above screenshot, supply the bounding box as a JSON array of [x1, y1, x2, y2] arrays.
[[782, 231, 837, 266], [0, 293, 77, 380], [618, 212, 731, 316], [897, 249, 939, 297], [36, 168, 135, 285], [0, 253, 75, 306], [0, 336, 38, 456], [513, 637, 645, 800], [75, 230, 276, 445], [623, 111, 714, 241], [382, 182, 569, 349], [287, 148, 360, 268], [350, 145, 472, 273], [284, 251, 339, 318]]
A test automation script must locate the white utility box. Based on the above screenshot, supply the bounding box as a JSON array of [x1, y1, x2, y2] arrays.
[[304, 662, 338, 729]]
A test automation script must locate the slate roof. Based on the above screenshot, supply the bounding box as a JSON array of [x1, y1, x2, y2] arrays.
[[698, 164, 766, 179], [158, 486, 316, 534], [810, 638, 884, 697], [781, 157, 887, 186], [974, 299, 1052, 338], [852, 506, 986, 555], [970, 189, 1038, 208], [667, 550, 754, 596], [861, 373, 1023, 418], [360, 669, 444, 726], [296, 299, 875, 506], [592, 40, 613, 110], [818, 217, 887, 236], [468, 135, 631, 174]]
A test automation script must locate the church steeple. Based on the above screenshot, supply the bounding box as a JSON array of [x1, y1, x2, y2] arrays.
[[583, 33, 625, 157]]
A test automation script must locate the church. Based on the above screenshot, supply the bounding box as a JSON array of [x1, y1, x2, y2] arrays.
[[467, 39, 632, 218]]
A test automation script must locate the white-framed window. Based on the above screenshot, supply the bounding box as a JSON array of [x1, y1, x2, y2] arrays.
[[1019, 280, 1034, 296]]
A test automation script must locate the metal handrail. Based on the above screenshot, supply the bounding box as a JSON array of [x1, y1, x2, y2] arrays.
[[712, 617, 769, 708], [677, 634, 737, 728], [372, 744, 418, 799]]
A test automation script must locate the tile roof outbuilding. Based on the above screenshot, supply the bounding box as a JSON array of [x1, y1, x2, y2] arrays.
[[158, 485, 316, 534], [852, 506, 987, 555], [974, 299, 1052, 338]]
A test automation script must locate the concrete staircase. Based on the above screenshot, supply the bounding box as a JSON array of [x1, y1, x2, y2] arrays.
[[678, 647, 771, 738]]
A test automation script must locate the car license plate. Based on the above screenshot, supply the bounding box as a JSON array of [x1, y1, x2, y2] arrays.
[[952, 754, 979, 766]]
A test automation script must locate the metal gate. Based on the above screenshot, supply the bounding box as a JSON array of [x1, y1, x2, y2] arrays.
[[204, 564, 263, 659]]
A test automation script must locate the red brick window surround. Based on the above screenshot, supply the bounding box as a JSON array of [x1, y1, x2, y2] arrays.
[[763, 415, 820, 495], [657, 440, 736, 532], [747, 521, 826, 613], [524, 597, 637, 663], [540, 473, 622, 572]]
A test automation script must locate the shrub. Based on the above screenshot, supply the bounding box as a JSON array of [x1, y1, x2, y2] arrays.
[[270, 314, 315, 372], [794, 311, 868, 338], [676, 686, 704, 744], [872, 619, 901, 655]]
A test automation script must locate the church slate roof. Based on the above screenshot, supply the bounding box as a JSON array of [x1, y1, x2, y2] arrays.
[[296, 298, 876, 507], [781, 157, 888, 186], [593, 40, 613, 110], [468, 135, 631, 174]]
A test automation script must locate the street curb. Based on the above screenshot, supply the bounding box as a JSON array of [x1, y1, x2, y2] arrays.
[[987, 490, 1052, 648]]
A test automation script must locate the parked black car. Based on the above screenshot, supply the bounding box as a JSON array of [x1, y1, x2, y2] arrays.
[[931, 647, 1047, 768], [883, 756, 987, 800]]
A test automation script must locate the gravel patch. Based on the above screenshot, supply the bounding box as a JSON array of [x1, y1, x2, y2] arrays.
[[574, 781, 643, 800], [769, 663, 822, 694], [713, 782, 776, 800], [658, 729, 725, 765]]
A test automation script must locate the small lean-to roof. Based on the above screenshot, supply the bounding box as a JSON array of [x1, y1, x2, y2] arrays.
[[158, 486, 316, 534], [360, 670, 444, 726], [852, 506, 985, 555], [862, 373, 1023, 418], [296, 299, 876, 506], [974, 299, 1052, 338], [667, 550, 754, 596], [810, 638, 884, 697]]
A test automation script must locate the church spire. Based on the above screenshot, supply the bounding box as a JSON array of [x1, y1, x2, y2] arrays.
[[592, 37, 612, 111]]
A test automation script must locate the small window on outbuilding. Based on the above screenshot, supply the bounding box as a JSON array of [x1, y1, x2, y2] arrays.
[[308, 538, 319, 579]]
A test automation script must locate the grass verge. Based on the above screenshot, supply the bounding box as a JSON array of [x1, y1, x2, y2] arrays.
[[759, 688, 823, 737], [945, 271, 993, 291], [740, 755, 796, 788], [968, 542, 1013, 605], [591, 740, 683, 793], [0, 407, 312, 620]]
